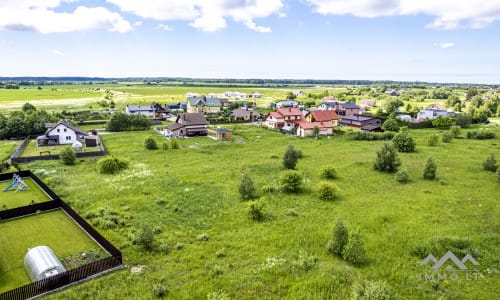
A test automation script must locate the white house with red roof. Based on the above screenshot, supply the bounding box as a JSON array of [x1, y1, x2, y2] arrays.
[[264, 107, 303, 131]]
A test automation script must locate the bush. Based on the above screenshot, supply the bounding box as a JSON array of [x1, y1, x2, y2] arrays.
[[353, 132, 394, 141], [292, 250, 317, 271], [427, 134, 439, 146], [342, 231, 366, 266], [441, 132, 453, 143], [392, 129, 416, 152], [279, 170, 303, 193], [395, 169, 410, 183], [497, 169, 500, 182], [381, 118, 399, 132], [144, 136, 159, 150], [318, 182, 339, 201], [374, 143, 401, 173], [238, 171, 257, 200], [455, 113, 472, 128], [135, 225, 154, 251], [326, 219, 348, 256], [466, 129, 496, 140], [171, 138, 180, 149], [207, 290, 231, 300], [162, 142, 168, 150], [351, 280, 397, 300], [450, 125, 461, 138], [283, 145, 302, 169], [60, 146, 76, 165], [483, 154, 498, 172], [423, 157, 437, 180], [247, 198, 265, 221], [97, 156, 129, 174], [152, 284, 169, 298], [320, 165, 337, 179]]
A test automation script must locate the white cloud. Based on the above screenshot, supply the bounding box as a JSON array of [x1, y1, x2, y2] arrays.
[[306, 0, 500, 29], [133, 21, 143, 27], [435, 42, 455, 49], [52, 49, 65, 56], [156, 24, 174, 32], [107, 0, 284, 32], [0, 1, 132, 33]]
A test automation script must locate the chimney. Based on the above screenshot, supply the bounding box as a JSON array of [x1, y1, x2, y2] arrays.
[[289, 107, 291, 112]]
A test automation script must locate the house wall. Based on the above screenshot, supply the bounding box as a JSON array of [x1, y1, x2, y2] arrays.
[[48, 124, 80, 145], [126, 107, 154, 118]]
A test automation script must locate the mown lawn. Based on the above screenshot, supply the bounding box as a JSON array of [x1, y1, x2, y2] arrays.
[[0, 210, 106, 293], [20, 140, 101, 157], [0, 177, 51, 209], [19, 125, 500, 299]]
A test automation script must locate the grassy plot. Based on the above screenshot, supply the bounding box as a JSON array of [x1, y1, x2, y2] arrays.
[[0, 177, 51, 209], [20, 140, 101, 157], [0, 140, 18, 162], [0, 210, 107, 293], [21, 125, 499, 300]]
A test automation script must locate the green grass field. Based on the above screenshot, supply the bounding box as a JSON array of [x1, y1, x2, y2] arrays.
[[20, 140, 101, 157], [0, 177, 51, 209], [17, 125, 499, 300], [0, 210, 105, 293], [0, 140, 18, 162]]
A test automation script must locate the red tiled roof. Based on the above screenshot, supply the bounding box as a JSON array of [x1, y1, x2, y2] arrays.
[[276, 107, 302, 117], [309, 110, 339, 121], [297, 121, 334, 130], [268, 111, 283, 119]]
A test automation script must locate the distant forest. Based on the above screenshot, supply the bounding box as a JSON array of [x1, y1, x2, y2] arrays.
[[0, 77, 497, 88]]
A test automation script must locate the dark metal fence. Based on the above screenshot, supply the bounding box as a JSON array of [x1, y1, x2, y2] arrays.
[[0, 171, 122, 299]]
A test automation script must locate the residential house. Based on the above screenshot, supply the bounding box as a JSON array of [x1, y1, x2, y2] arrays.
[[318, 101, 360, 116], [272, 100, 299, 109], [385, 90, 400, 96], [165, 113, 208, 137], [249, 93, 262, 98], [264, 107, 303, 132], [37, 120, 88, 146], [296, 121, 334, 137], [360, 99, 377, 108], [125, 105, 154, 118], [339, 114, 382, 131], [305, 110, 339, 126], [232, 108, 254, 121], [186, 96, 222, 114], [395, 114, 417, 123], [416, 109, 452, 121]]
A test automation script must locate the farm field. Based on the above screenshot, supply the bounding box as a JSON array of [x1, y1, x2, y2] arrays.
[[0, 210, 106, 293], [0, 177, 51, 209], [16, 125, 500, 299]]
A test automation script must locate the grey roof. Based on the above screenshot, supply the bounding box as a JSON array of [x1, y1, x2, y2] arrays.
[[45, 120, 88, 136], [341, 102, 360, 109], [127, 105, 154, 112], [166, 123, 183, 131], [341, 115, 376, 122], [178, 113, 208, 125]]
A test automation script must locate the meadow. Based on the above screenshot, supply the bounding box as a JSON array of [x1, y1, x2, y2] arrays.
[[14, 124, 499, 300], [0, 210, 105, 293]]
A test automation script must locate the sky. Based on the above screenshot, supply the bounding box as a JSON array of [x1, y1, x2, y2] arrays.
[[1, 0, 500, 84]]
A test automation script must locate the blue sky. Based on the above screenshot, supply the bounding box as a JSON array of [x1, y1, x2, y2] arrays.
[[1, 0, 500, 84]]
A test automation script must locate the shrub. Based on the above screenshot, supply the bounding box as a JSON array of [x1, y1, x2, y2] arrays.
[[395, 169, 410, 183], [152, 284, 169, 298], [423, 157, 437, 180], [392, 129, 416, 152], [144, 136, 158, 150], [135, 225, 154, 251], [283, 145, 302, 169], [318, 182, 339, 201], [381, 118, 399, 132], [171, 138, 180, 149], [455, 113, 472, 128], [198, 233, 209, 241], [351, 280, 397, 300], [327, 219, 348, 256], [207, 290, 231, 300], [374, 143, 401, 173], [238, 171, 257, 200], [353, 132, 394, 141], [441, 132, 453, 143], [292, 250, 317, 271], [279, 170, 303, 193], [342, 231, 366, 266], [450, 125, 461, 138], [320, 165, 337, 179], [427, 134, 439, 146], [60, 146, 76, 165], [97, 156, 129, 174], [497, 169, 500, 182], [466, 129, 496, 140], [483, 154, 498, 172], [247, 198, 265, 221], [162, 142, 168, 150]]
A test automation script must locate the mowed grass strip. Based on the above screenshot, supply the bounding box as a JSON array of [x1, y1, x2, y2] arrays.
[[20, 140, 101, 157], [0, 177, 51, 209], [0, 210, 106, 293]]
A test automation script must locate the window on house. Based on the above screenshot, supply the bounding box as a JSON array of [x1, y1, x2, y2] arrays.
[[66, 136, 71, 141], [63, 128, 67, 132], [57, 129, 60, 132]]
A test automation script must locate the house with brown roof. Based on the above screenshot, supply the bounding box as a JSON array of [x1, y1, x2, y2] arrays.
[[165, 113, 208, 137], [232, 108, 254, 121], [37, 120, 88, 146], [318, 101, 360, 116], [296, 121, 334, 137], [264, 107, 303, 132], [339, 114, 382, 131], [305, 110, 339, 126]]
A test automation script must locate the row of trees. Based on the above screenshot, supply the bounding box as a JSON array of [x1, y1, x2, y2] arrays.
[[106, 112, 153, 131], [0, 103, 59, 139]]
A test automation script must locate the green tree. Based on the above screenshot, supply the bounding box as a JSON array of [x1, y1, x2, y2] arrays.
[[423, 157, 437, 180], [318, 182, 339, 201], [392, 127, 416, 153], [455, 113, 472, 128], [351, 280, 397, 300], [144, 136, 159, 150], [381, 118, 399, 132], [60, 146, 76, 165], [106, 112, 130, 131], [374, 143, 401, 173], [239, 171, 257, 200], [171, 138, 180, 149], [450, 126, 461, 138], [432, 116, 453, 128], [483, 154, 498, 172], [342, 231, 366, 266], [279, 170, 303, 193], [312, 126, 320, 137], [320, 165, 337, 179], [395, 169, 410, 183], [283, 145, 301, 169], [286, 92, 297, 100], [384, 99, 403, 114], [326, 219, 348, 256], [135, 225, 155, 251], [22, 102, 36, 113], [247, 198, 266, 221]]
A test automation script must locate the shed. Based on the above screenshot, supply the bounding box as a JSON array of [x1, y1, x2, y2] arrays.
[[215, 127, 233, 141], [24, 246, 66, 282], [84, 136, 98, 147]]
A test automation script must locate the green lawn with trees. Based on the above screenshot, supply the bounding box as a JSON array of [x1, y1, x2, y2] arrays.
[[13, 124, 499, 300]]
